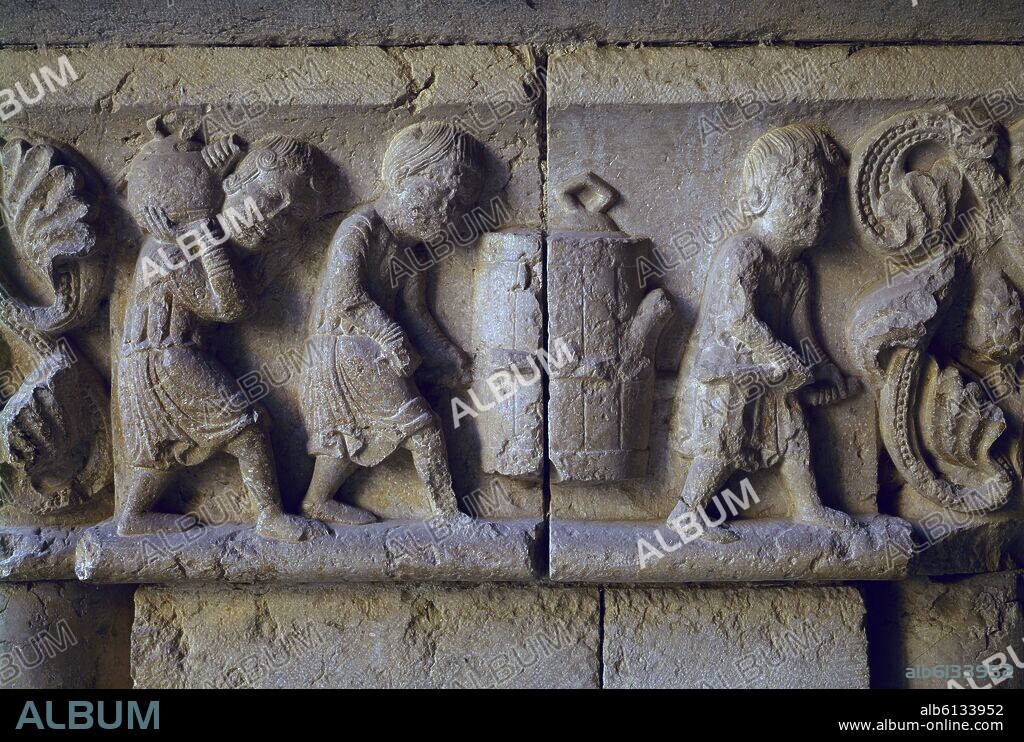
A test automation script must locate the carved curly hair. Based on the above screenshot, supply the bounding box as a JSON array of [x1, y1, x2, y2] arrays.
[[381, 122, 483, 190], [224, 135, 331, 217], [739, 125, 844, 216]]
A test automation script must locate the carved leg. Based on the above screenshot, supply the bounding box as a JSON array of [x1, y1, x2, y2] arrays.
[[779, 424, 856, 531], [117, 468, 181, 536], [224, 425, 326, 543], [667, 455, 739, 543], [301, 456, 377, 525], [403, 425, 469, 523]]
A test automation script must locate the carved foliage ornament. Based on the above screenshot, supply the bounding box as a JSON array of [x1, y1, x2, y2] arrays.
[[0, 137, 113, 516], [849, 109, 1015, 513]]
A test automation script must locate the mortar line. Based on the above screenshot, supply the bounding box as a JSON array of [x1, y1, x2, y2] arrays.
[[536, 46, 552, 582]]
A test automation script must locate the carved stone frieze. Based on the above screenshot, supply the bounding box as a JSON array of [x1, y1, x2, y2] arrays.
[[2, 46, 545, 582], [0, 44, 1021, 587], [545, 44, 1024, 582], [0, 138, 113, 520]]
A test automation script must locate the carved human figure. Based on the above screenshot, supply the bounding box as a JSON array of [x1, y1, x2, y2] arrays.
[[300, 122, 484, 524], [116, 125, 328, 541], [669, 125, 859, 542]]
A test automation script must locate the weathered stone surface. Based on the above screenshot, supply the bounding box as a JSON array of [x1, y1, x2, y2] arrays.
[[470, 230, 545, 480], [551, 515, 913, 583], [0, 526, 80, 581], [0, 1, 1020, 46], [132, 584, 600, 688], [547, 44, 1024, 579], [77, 519, 541, 584], [604, 585, 869, 688], [873, 572, 1024, 689], [547, 178, 673, 484], [1, 44, 544, 580], [0, 581, 133, 689], [0, 135, 114, 531], [2, 25, 1024, 695], [909, 515, 1024, 576], [0, 42, 1018, 585]]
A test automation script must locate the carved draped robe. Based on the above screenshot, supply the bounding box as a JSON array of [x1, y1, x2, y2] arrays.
[[674, 234, 809, 471], [117, 238, 258, 470], [302, 206, 434, 466]]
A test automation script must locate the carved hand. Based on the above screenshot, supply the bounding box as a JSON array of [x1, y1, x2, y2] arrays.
[[142, 204, 177, 242], [202, 134, 243, 175], [198, 241, 254, 321], [380, 331, 416, 377], [802, 365, 862, 406]]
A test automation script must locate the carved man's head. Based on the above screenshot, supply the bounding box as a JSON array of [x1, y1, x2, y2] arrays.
[[380, 122, 485, 244], [222, 135, 329, 253], [739, 125, 844, 253]]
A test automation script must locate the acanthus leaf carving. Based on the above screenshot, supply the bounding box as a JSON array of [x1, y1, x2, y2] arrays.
[[0, 138, 107, 334], [852, 108, 1008, 263], [0, 137, 113, 517], [849, 108, 1015, 514]]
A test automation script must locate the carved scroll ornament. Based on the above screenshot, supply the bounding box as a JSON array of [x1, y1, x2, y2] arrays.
[[849, 109, 1015, 513], [0, 138, 113, 516]]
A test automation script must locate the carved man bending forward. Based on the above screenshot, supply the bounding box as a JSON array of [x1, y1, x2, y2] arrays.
[[300, 122, 485, 524], [670, 125, 859, 542]]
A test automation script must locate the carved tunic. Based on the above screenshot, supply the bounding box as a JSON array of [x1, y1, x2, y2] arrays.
[[117, 237, 257, 470], [302, 207, 434, 465], [674, 234, 808, 470]]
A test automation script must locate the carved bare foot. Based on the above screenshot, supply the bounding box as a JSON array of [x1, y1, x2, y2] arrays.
[[117, 512, 199, 537], [796, 506, 857, 531], [256, 511, 328, 543], [666, 500, 740, 544], [302, 499, 377, 526]]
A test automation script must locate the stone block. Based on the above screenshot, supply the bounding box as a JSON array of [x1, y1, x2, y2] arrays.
[[874, 572, 1024, 689], [132, 584, 600, 688], [604, 585, 869, 688], [0, 581, 134, 689], [77, 519, 541, 583], [1, 1, 1021, 46]]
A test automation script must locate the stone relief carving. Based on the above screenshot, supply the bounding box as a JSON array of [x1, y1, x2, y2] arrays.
[[115, 118, 331, 542], [299, 122, 484, 525], [848, 108, 1017, 515], [0, 82, 1020, 585], [71, 108, 541, 585], [0, 137, 113, 519], [470, 229, 544, 480], [548, 172, 673, 483], [669, 125, 861, 542]]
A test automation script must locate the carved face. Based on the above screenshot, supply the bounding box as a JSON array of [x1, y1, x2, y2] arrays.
[[222, 167, 311, 254], [760, 162, 833, 253], [386, 157, 483, 244]]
